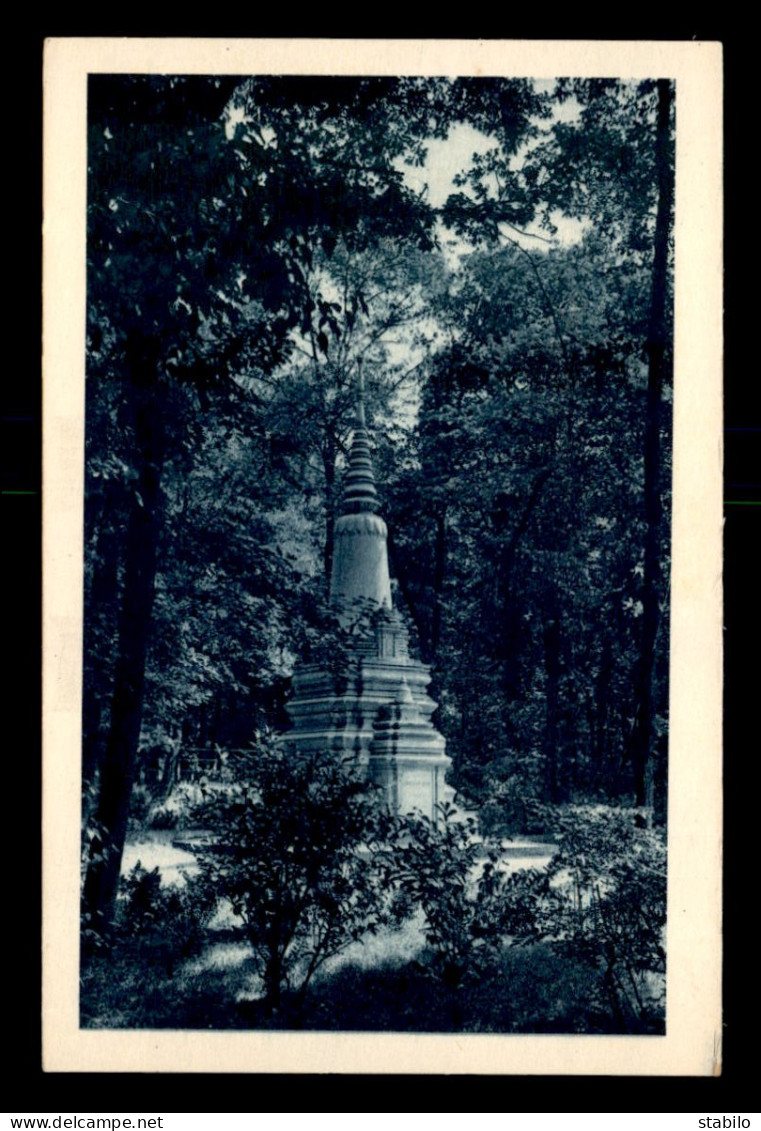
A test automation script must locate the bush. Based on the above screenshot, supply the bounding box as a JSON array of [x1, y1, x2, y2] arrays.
[[478, 774, 547, 838], [190, 738, 394, 1014], [146, 780, 206, 831], [386, 803, 509, 1028], [117, 862, 215, 971], [501, 805, 667, 1032], [80, 859, 217, 1026]]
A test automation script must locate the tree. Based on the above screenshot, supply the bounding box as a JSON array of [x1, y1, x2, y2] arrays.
[[259, 236, 449, 585], [191, 739, 391, 1016], [82, 74, 298, 933], [387, 78, 674, 821], [384, 227, 658, 819], [83, 75, 673, 940], [520, 79, 675, 812]]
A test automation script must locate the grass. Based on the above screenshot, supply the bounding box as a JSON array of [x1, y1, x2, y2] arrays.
[[80, 929, 664, 1034]]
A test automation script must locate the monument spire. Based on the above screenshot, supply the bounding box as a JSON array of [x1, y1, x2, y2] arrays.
[[329, 364, 392, 618], [340, 364, 379, 516], [284, 364, 453, 822]]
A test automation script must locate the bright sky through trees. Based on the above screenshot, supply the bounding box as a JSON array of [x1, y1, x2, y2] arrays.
[[397, 114, 588, 263]]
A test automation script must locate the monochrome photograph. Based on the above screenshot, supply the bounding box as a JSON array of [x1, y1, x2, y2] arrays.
[[42, 39, 722, 1075]]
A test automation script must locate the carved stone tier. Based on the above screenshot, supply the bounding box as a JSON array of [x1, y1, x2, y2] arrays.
[[283, 612, 453, 821]]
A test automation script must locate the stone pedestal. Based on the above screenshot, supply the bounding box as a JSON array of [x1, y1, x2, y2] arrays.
[[283, 611, 453, 822]]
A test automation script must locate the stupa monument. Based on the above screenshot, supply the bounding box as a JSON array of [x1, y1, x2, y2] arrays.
[[283, 371, 453, 821]]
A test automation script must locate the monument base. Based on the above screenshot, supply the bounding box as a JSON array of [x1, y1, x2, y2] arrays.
[[283, 613, 453, 823]]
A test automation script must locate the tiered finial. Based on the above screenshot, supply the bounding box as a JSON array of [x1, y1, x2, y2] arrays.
[[340, 363, 378, 514]]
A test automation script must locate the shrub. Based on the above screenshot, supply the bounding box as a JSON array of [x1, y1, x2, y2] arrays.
[[117, 862, 216, 972], [386, 803, 509, 1028], [501, 805, 667, 1032], [146, 780, 206, 830], [478, 773, 547, 838], [190, 738, 393, 1014]]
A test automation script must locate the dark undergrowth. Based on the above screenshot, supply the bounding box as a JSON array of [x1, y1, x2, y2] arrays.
[[80, 933, 664, 1035]]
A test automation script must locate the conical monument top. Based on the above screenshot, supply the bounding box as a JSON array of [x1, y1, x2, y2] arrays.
[[339, 364, 379, 516], [329, 364, 392, 616]]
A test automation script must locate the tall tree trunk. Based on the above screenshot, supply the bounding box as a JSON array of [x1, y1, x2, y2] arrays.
[[542, 581, 562, 805], [592, 632, 613, 791], [263, 944, 284, 1015], [431, 509, 447, 658], [385, 526, 428, 653], [498, 467, 551, 699], [630, 80, 674, 811], [82, 340, 167, 935], [82, 486, 124, 794]]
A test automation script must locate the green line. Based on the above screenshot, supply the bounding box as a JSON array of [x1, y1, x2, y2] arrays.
[[725, 500, 761, 506], [2, 490, 39, 495]]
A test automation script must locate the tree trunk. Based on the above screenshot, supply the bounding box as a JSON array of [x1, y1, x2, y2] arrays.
[[82, 486, 125, 793], [263, 948, 283, 1015], [498, 467, 551, 699], [630, 80, 674, 810], [82, 342, 167, 935], [592, 632, 613, 791], [431, 509, 447, 658], [542, 582, 562, 805], [385, 526, 428, 653]]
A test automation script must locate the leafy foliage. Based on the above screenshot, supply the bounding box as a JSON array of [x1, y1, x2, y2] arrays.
[[118, 862, 216, 967], [501, 806, 667, 1031], [386, 803, 509, 1027], [385, 229, 667, 819], [81, 74, 463, 928], [190, 738, 393, 1012]]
